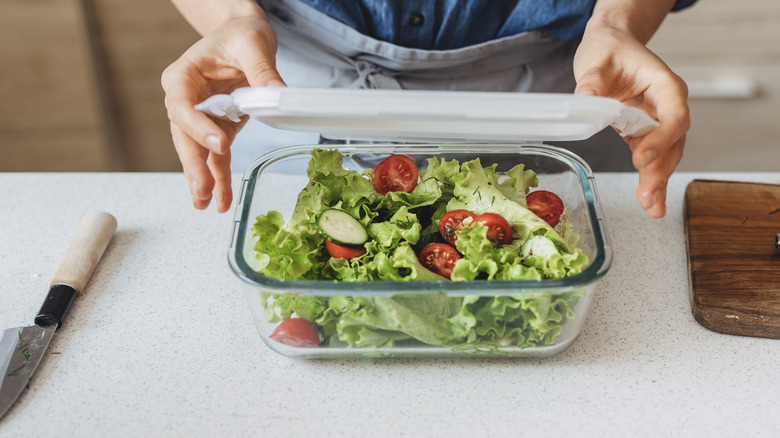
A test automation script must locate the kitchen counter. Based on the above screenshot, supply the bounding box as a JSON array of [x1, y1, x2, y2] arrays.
[[0, 171, 778, 437]]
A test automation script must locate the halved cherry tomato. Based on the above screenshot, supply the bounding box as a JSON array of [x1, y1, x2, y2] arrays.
[[325, 239, 366, 259], [526, 190, 564, 227], [472, 212, 513, 245], [269, 318, 320, 347], [438, 209, 476, 246], [418, 243, 461, 279], [373, 155, 418, 195]]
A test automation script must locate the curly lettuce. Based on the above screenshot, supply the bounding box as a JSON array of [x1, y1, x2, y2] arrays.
[[261, 290, 584, 349], [251, 149, 590, 350]]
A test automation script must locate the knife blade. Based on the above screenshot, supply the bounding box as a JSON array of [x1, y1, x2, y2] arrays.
[[0, 211, 116, 420]]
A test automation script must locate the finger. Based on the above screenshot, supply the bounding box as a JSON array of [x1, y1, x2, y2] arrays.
[[208, 117, 249, 212], [636, 136, 685, 218], [208, 148, 233, 213], [171, 122, 215, 210], [631, 76, 690, 169], [162, 64, 230, 155], [172, 116, 244, 213], [214, 116, 250, 147], [629, 113, 687, 170]]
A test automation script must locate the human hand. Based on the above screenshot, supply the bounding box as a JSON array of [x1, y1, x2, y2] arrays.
[[573, 25, 690, 218], [161, 13, 285, 213]]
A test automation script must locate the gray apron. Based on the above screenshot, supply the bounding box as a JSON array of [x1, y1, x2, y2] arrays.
[[245, 0, 634, 171]]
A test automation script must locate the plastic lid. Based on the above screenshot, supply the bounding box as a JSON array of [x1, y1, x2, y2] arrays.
[[196, 87, 658, 143]]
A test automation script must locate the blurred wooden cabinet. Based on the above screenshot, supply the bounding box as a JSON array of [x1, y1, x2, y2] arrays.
[[0, 0, 110, 171], [648, 0, 780, 171], [0, 0, 199, 171]]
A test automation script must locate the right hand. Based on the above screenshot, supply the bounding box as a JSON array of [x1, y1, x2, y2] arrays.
[[573, 2, 689, 219], [161, 13, 285, 213]]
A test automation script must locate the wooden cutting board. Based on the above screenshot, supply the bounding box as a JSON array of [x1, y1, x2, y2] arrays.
[[684, 180, 780, 339]]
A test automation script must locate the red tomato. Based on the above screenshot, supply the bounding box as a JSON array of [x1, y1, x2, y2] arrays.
[[373, 155, 418, 195], [325, 239, 367, 259], [269, 318, 320, 347], [417, 243, 461, 279], [438, 209, 476, 246], [472, 212, 513, 245], [526, 190, 564, 227]]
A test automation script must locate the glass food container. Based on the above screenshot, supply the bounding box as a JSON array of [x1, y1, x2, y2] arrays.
[[217, 87, 653, 358]]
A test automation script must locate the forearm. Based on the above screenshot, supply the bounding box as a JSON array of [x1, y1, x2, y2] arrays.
[[170, 0, 265, 36], [586, 0, 677, 44]]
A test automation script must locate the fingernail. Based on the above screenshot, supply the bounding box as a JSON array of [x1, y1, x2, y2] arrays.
[[205, 134, 221, 152], [652, 188, 661, 207], [641, 188, 662, 210], [639, 188, 657, 210], [190, 179, 210, 201], [639, 150, 660, 167], [640, 193, 653, 210], [576, 88, 597, 96]]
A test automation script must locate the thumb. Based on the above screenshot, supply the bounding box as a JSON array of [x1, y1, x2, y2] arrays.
[[233, 38, 286, 87], [573, 69, 604, 97], [242, 60, 286, 88]]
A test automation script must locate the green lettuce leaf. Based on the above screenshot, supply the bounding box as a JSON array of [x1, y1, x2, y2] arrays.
[[450, 222, 588, 281], [252, 150, 590, 351], [367, 206, 422, 248], [262, 290, 583, 349], [446, 158, 572, 252], [251, 210, 326, 280]]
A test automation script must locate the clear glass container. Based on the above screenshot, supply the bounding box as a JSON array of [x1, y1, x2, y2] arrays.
[[228, 143, 612, 358]]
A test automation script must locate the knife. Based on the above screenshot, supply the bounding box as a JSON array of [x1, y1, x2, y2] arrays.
[[0, 211, 117, 420]]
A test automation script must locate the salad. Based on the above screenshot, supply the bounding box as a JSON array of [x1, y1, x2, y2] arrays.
[[251, 149, 590, 351]]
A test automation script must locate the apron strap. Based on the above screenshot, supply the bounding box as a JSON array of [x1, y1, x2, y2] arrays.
[[351, 60, 402, 90]]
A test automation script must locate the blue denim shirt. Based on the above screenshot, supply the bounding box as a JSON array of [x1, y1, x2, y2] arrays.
[[296, 0, 697, 50]]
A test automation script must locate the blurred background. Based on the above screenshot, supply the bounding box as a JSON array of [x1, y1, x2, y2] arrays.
[[1, 0, 778, 173]]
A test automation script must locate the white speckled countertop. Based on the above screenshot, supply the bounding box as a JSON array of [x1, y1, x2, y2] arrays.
[[0, 172, 778, 437]]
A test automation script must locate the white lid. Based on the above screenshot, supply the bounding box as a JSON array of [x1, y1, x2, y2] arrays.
[[196, 87, 658, 142]]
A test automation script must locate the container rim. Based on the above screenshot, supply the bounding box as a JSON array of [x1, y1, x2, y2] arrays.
[[228, 143, 613, 296]]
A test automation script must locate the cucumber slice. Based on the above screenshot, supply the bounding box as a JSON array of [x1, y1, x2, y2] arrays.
[[317, 209, 368, 247], [521, 235, 559, 258]]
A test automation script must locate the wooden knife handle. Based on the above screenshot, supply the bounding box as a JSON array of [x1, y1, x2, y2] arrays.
[[36, 211, 117, 328], [50, 211, 117, 293]]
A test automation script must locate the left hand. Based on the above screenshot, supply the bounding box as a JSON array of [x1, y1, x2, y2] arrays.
[[573, 24, 690, 218]]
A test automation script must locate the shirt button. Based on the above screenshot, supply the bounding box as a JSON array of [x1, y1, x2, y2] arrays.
[[409, 12, 425, 27]]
